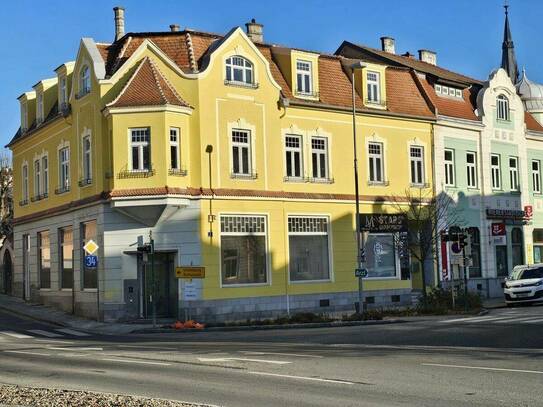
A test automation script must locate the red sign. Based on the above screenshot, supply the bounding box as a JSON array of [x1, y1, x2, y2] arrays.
[[440, 240, 449, 281], [525, 205, 533, 219], [491, 223, 506, 236]]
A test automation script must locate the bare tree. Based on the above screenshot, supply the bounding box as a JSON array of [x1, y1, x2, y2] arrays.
[[390, 188, 462, 306], [0, 151, 13, 237]]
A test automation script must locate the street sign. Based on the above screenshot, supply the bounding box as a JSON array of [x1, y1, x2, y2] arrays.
[[84, 255, 98, 268], [176, 266, 205, 279], [182, 281, 200, 301], [491, 222, 507, 245], [83, 239, 99, 255], [355, 268, 368, 278]]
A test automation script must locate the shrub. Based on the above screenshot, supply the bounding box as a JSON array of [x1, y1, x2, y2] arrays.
[[418, 287, 482, 314]]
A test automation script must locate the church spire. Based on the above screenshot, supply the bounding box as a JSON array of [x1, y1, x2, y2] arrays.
[[501, 2, 519, 83]]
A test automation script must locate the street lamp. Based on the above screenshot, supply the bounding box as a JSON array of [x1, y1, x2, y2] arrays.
[[350, 61, 367, 315]]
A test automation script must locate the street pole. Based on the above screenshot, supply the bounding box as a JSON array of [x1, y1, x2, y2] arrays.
[[462, 229, 468, 312], [150, 231, 156, 328]]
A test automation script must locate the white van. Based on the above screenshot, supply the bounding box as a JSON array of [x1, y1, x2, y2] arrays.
[[504, 264, 543, 306]]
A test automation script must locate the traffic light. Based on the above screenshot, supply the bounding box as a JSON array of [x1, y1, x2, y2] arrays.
[[459, 233, 467, 248]]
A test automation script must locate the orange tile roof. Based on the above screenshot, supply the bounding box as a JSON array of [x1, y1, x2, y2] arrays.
[[525, 112, 543, 132]]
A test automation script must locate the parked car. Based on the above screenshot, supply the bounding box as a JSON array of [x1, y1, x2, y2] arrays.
[[504, 264, 543, 306]]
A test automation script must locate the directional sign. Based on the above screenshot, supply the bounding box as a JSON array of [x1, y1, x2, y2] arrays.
[[176, 266, 205, 279], [355, 268, 368, 278], [84, 255, 98, 268], [83, 239, 99, 255]]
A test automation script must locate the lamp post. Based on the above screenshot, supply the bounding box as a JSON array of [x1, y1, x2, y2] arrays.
[[350, 61, 367, 315]]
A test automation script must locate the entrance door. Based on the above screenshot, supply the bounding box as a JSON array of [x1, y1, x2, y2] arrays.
[[143, 253, 177, 318], [22, 235, 30, 300], [496, 245, 509, 277], [3, 251, 12, 295]]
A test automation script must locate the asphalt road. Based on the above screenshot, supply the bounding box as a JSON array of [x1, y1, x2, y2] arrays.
[[1, 305, 543, 406]]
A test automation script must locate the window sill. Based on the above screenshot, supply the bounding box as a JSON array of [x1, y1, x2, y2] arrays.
[[55, 186, 71, 195], [169, 168, 188, 176], [510, 190, 521, 195], [289, 279, 332, 284], [410, 182, 430, 189], [294, 90, 320, 99], [496, 118, 511, 124], [364, 99, 387, 109], [82, 288, 98, 292], [221, 282, 269, 288], [283, 176, 306, 183], [60, 288, 73, 292], [367, 180, 389, 187], [31, 193, 49, 202], [310, 177, 334, 184], [19, 200, 29, 206], [467, 186, 479, 191], [230, 172, 258, 180], [76, 90, 91, 100], [38, 288, 52, 291], [224, 80, 259, 89], [78, 178, 93, 187]]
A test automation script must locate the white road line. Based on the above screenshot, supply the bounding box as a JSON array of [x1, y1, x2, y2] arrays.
[[101, 358, 171, 366], [0, 331, 34, 339], [423, 363, 543, 375], [521, 318, 543, 324], [4, 350, 50, 356], [248, 371, 354, 385], [241, 351, 323, 358], [491, 317, 541, 324], [28, 329, 63, 338], [198, 357, 291, 365], [48, 347, 102, 351], [35, 339, 74, 344], [55, 328, 90, 337], [452, 316, 506, 323], [439, 317, 484, 323]]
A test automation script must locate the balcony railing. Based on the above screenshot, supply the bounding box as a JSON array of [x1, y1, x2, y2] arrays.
[[78, 178, 92, 187], [224, 79, 259, 89], [118, 166, 156, 179], [55, 184, 71, 195], [30, 192, 48, 202], [19, 199, 28, 206], [168, 168, 188, 176]]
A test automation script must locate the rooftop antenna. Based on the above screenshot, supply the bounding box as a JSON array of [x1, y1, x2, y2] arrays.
[[504, 0, 509, 15]]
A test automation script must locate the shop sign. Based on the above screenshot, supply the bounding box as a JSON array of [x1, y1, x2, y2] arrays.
[[486, 208, 526, 220], [359, 213, 408, 233], [491, 222, 507, 245], [176, 266, 205, 279]]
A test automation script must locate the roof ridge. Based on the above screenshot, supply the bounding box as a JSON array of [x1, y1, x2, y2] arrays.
[[185, 32, 198, 73], [111, 36, 132, 74], [146, 58, 169, 105], [148, 58, 188, 106], [105, 56, 148, 107]]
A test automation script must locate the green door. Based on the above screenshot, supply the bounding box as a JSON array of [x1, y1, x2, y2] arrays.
[[496, 245, 508, 277], [144, 253, 177, 318]]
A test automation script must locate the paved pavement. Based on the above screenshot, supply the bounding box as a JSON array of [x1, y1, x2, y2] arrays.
[[1, 304, 543, 406]]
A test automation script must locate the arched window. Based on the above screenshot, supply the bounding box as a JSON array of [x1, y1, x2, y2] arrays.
[[511, 227, 524, 267], [497, 94, 510, 121], [79, 65, 91, 96], [225, 56, 254, 85], [468, 227, 481, 277]]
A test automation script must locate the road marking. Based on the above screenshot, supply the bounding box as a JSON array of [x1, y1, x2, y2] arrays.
[[48, 347, 103, 351], [35, 339, 74, 344], [248, 371, 354, 385], [241, 351, 323, 358], [439, 316, 486, 323], [198, 357, 291, 365], [55, 328, 90, 337], [0, 331, 34, 339], [28, 329, 63, 338], [101, 358, 171, 366], [4, 350, 50, 356], [422, 363, 543, 375], [491, 317, 541, 324], [521, 318, 543, 324]]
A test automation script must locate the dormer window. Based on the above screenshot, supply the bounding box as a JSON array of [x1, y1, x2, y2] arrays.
[[59, 76, 68, 109], [296, 60, 313, 96], [366, 71, 381, 104], [497, 94, 510, 121], [79, 65, 91, 96], [21, 103, 27, 131], [225, 56, 255, 87], [435, 84, 463, 99], [36, 93, 44, 124]]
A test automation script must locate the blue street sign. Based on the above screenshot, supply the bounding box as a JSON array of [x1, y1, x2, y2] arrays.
[[355, 268, 368, 278], [85, 255, 98, 268]]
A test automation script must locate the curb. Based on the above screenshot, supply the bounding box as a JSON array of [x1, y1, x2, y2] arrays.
[[0, 303, 67, 329], [132, 318, 406, 334]]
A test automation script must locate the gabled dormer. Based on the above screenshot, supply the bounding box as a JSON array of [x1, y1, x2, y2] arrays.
[[17, 91, 35, 133], [54, 61, 75, 114], [272, 47, 320, 100], [350, 62, 387, 109], [32, 78, 58, 126]]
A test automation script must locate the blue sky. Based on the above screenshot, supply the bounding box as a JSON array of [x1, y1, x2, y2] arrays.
[[1, 0, 542, 148]]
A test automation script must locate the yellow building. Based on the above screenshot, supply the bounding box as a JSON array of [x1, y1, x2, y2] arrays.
[[8, 8, 435, 322]]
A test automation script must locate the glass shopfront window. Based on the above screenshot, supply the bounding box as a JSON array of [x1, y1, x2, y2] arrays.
[[511, 227, 524, 268], [533, 229, 543, 263], [364, 234, 398, 278]]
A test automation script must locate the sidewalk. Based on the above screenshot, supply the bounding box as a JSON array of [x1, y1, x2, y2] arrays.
[[0, 294, 149, 335], [482, 297, 507, 309]]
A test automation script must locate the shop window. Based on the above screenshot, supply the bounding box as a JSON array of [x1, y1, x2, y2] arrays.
[[59, 227, 73, 289], [38, 231, 50, 289], [82, 220, 97, 289], [533, 229, 543, 263], [511, 227, 524, 268], [468, 227, 481, 278], [364, 234, 397, 278], [220, 215, 267, 285], [288, 216, 330, 281]]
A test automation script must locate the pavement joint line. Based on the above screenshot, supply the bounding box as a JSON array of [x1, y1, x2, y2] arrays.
[[521, 318, 543, 323], [0, 331, 34, 339], [241, 351, 324, 358], [34, 339, 74, 344], [328, 343, 543, 354], [47, 347, 103, 351], [422, 363, 543, 375], [198, 357, 291, 365], [248, 371, 354, 385], [4, 350, 51, 356], [55, 328, 90, 337], [27, 329, 63, 338], [101, 357, 172, 366]]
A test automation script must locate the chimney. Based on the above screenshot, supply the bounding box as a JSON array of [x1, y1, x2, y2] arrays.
[[113, 6, 125, 42], [245, 18, 263, 43], [418, 49, 437, 65], [380, 37, 395, 54], [170, 24, 180, 32]]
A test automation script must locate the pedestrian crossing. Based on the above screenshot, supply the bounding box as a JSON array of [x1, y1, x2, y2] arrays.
[[440, 314, 543, 325], [0, 328, 90, 340]]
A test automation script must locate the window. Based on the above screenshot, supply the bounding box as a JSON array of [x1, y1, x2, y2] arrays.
[[38, 231, 50, 289], [509, 157, 519, 191], [82, 135, 92, 183], [491, 154, 501, 190], [22, 164, 28, 203], [42, 155, 48, 195], [21, 103, 27, 131], [311, 137, 329, 180], [37, 93, 44, 123], [285, 135, 303, 178], [466, 152, 477, 188], [444, 149, 455, 186], [368, 142, 384, 183], [468, 227, 481, 278], [82, 220, 97, 289], [497, 94, 510, 121], [296, 60, 312, 95], [533, 160, 541, 194], [34, 160, 41, 197], [170, 128, 180, 170], [231, 129, 252, 176], [130, 128, 150, 171], [59, 227, 73, 289], [366, 71, 380, 103], [220, 215, 267, 285], [225, 56, 253, 85], [59, 147, 70, 191], [409, 146, 424, 185], [80, 65, 91, 96], [512, 227, 524, 268], [288, 216, 330, 281], [435, 84, 463, 99], [365, 234, 397, 278]]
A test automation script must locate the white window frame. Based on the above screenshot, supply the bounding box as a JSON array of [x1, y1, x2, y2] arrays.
[[37, 93, 44, 124], [79, 65, 91, 96], [129, 128, 151, 172], [409, 146, 424, 185], [59, 76, 67, 107], [497, 94, 510, 121], [22, 163, 28, 203], [366, 71, 381, 104], [311, 137, 329, 181], [368, 142, 384, 183], [231, 129, 252, 176], [82, 135, 92, 182], [34, 159, 41, 197], [169, 127, 180, 170], [491, 154, 501, 190], [466, 151, 477, 189], [296, 60, 313, 95], [509, 156, 519, 191], [285, 135, 303, 179], [225, 56, 254, 86], [42, 155, 48, 196], [59, 147, 70, 190], [21, 103, 27, 131], [444, 149, 455, 187], [532, 160, 541, 194]]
